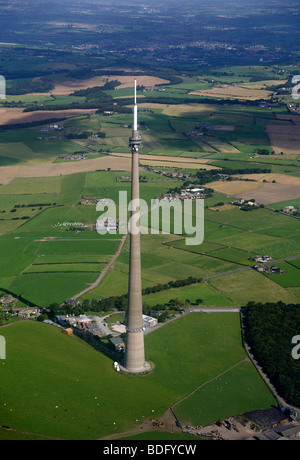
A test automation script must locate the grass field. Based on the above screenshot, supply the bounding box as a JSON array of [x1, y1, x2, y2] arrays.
[[0, 314, 275, 439], [142, 282, 236, 307], [209, 270, 300, 305], [174, 360, 275, 427], [262, 261, 300, 287], [8, 272, 99, 307]]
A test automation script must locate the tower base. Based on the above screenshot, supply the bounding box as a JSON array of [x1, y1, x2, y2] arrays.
[[119, 361, 151, 374]]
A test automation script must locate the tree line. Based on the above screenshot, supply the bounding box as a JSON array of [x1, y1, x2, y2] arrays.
[[244, 301, 300, 407], [43, 276, 203, 319]]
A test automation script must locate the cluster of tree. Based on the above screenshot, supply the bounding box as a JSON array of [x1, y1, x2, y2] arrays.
[[67, 69, 146, 80], [5, 216, 30, 221], [142, 276, 202, 296], [195, 169, 222, 185], [118, 95, 267, 108], [24, 102, 104, 112], [244, 301, 300, 407], [143, 297, 203, 322], [254, 148, 273, 155], [71, 86, 113, 102], [43, 303, 85, 319], [194, 166, 271, 185], [101, 80, 122, 90], [14, 203, 56, 208], [7, 79, 54, 95], [240, 203, 264, 212]]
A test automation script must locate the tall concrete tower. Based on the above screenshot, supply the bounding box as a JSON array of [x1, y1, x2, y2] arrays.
[[123, 80, 149, 373]]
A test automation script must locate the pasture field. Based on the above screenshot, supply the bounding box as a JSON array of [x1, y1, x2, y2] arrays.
[[33, 254, 110, 264], [174, 360, 275, 427], [270, 197, 300, 210], [205, 66, 288, 81], [9, 272, 99, 308], [81, 269, 129, 300], [36, 239, 120, 256], [262, 261, 300, 288], [23, 263, 106, 274], [289, 257, 300, 269], [142, 281, 236, 307], [209, 270, 300, 305], [0, 314, 275, 439]]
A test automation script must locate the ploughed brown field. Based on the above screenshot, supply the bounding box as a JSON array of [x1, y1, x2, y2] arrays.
[[235, 183, 300, 205], [209, 175, 300, 204], [190, 84, 273, 100], [239, 173, 300, 186], [267, 115, 300, 155], [208, 180, 263, 195], [0, 156, 131, 185], [0, 108, 97, 125]]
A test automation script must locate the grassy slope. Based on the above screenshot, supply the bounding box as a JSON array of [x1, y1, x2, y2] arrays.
[[0, 314, 275, 440]]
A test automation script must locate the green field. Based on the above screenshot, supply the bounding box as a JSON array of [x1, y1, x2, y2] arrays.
[[0, 314, 275, 439], [142, 282, 236, 307], [262, 261, 300, 287], [8, 272, 99, 307], [174, 360, 275, 426], [209, 270, 300, 305]]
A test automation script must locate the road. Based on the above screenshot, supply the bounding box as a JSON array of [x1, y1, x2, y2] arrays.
[[72, 232, 129, 300]]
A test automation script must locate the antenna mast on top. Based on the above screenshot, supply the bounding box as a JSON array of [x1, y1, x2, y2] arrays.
[[133, 79, 138, 131]]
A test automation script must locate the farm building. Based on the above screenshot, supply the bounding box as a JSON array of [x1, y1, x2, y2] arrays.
[[86, 323, 106, 337], [142, 314, 158, 328], [109, 337, 125, 352], [253, 255, 272, 263], [282, 205, 296, 213], [253, 265, 265, 272], [62, 328, 73, 336], [17, 307, 40, 319]]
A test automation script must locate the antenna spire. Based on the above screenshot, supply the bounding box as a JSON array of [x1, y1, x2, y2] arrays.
[[133, 79, 138, 131]]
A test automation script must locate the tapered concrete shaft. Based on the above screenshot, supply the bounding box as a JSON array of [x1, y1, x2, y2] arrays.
[[124, 80, 146, 373]]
